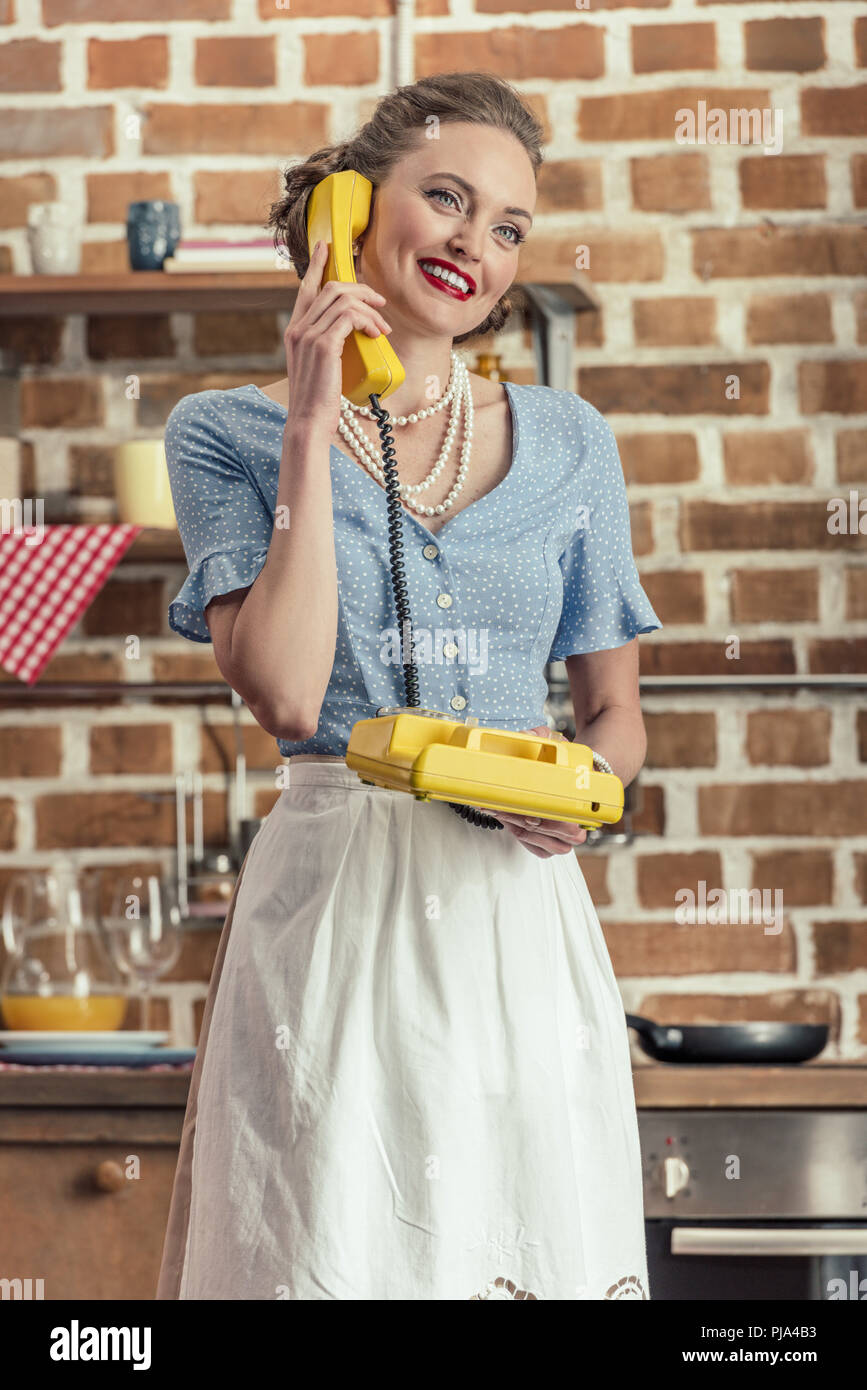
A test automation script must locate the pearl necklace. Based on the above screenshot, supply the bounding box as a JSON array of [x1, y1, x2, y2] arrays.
[[337, 358, 474, 518], [343, 348, 463, 426]]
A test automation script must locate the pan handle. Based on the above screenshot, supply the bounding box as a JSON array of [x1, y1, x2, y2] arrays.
[[625, 1014, 655, 1037]]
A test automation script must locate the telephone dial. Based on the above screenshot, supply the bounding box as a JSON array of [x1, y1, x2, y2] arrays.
[[305, 170, 623, 831]]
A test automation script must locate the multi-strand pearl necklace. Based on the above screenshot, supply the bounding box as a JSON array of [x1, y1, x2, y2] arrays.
[[337, 350, 474, 519]]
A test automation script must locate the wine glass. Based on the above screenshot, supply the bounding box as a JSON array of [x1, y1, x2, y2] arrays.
[[100, 873, 183, 1032]]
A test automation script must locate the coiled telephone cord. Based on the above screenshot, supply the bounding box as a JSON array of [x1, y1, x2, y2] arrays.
[[368, 394, 502, 831]]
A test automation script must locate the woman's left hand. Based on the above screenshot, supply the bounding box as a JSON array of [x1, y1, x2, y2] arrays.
[[472, 726, 589, 860]]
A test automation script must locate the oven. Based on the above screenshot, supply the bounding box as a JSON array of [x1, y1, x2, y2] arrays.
[[638, 1110, 867, 1300]]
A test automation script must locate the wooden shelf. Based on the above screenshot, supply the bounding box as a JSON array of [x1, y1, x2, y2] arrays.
[[120, 527, 185, 562], [0, 269, 598, 317]]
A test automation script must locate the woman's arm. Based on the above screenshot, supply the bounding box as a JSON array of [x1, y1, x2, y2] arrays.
[[564, 640, 648, 788], [207, 416, 338, 742]]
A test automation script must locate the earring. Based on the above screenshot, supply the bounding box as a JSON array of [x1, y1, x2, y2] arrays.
[[352, 240, 360, 255]]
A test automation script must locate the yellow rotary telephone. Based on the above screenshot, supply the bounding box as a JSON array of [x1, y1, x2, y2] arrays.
[[305, 170, 623, 830]]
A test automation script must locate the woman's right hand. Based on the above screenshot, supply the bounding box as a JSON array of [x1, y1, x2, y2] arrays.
[[283, 238, 393, 436]]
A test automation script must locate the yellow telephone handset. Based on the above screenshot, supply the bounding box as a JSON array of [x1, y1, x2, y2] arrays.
[[305, 170, 406, 406]]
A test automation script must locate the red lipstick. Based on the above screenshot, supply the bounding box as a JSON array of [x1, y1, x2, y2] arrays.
[[417, 257, 476, 301]]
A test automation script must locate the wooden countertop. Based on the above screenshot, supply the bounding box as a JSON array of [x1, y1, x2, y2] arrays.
[[632, 1062, 867, 1108], [0, 1063, 865, 1109]]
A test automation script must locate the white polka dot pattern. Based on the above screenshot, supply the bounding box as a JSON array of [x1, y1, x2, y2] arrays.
[[164, 381, 662, 755]]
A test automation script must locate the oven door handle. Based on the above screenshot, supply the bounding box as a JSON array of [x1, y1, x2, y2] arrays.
[[671, 1227, 867, 1256]]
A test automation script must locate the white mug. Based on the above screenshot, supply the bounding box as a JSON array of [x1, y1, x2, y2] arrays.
[[27, 202, 81, 275]]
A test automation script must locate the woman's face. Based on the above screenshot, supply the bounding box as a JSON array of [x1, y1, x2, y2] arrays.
[[355, 121, 537, 339]]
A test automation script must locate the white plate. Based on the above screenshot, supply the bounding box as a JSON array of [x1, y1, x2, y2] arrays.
[[0, 1030, 169, 1049]]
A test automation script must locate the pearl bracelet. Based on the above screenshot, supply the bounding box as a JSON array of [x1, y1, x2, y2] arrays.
[[590, 749, 614, 777]]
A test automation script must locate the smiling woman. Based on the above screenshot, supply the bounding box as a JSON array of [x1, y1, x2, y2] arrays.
[[156, 70, 660, 1304]]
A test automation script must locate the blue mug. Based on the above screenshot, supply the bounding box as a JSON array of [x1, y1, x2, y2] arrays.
[[127, 200, 181, 270]]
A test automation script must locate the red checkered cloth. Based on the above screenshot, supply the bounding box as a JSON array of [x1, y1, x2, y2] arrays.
[[0, 524, 142, 684]]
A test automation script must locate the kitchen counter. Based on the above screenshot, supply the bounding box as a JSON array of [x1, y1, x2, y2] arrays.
[[632, 1062, 867, 1108], [1, 1062, 866, 1109]]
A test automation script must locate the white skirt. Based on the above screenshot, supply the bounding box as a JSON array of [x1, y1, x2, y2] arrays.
[[169, 756, 650, 1301]]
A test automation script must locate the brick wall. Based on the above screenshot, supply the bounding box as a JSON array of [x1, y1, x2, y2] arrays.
[[0, 1, 866, 1056]]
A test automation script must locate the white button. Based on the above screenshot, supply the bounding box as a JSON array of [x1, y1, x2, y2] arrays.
[[436, 593, 453, 609], [422, 544, 439, 560], [443, 642, 458, 658], [450, 695, 467, 711]]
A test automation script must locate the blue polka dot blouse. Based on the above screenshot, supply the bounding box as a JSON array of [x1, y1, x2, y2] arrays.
[[165, 379, 663, 757]]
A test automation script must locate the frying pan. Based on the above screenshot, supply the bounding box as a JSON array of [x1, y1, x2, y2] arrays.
[[625, 1013, 828, 1065]]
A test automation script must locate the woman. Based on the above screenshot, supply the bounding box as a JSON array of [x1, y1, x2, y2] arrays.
[[157, 72, 662, 1301]]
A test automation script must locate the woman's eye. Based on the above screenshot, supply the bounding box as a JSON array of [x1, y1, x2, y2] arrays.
[[426, 189, 524, 245], [427, 188, 460, 211]]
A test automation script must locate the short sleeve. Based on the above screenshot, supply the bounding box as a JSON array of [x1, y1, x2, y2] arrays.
[[165, 393, 274, 643], [548, 400, 663, 661]]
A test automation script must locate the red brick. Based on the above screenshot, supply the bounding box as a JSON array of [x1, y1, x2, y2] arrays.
[[304, 33, 378, 86], [416, 25, 605, 80], [632, 22, 716, 74], [89, 724, 173, 774], [87, 35, 168, 89], [86, 316, 175, 359], [194, 167, 283, 224], [846, 568, 867, 620], [141, 102, 328, 155], [0, 106, 113, 160], [617, 432, 700, 484], [633, 296, 716, 346], [691, 225, 865, 278], [723, 429, 814, 484], [799, 360, 867, 414], [837, 429, 867, 481], [802, 85, 867, 137], [640, 571, 705, 624], [35, 790, 227, 850], [536, 159, 603, 212], [631, 153, 710, 211], [751, 851, 834, 906], [0, 727, 61, 776], [86, 169, 172, 222], [813, 922, 867, 974], [682, 501, 855, 552], [0, 172, 55, 227], [579, 86, 771, 141], [644, 712, 717, 767], [19, 378, 103, 428], [44, 0, 229, 20], [744, 17, 825, 72], [519, 232, 665, 283], [746, 709, 831, 765], [739, 153, 826, 209], [603, 918, 794, 977], [638, 990, 838, 1029], [853, 154, 867, 207], [636, 851, 724, 909], [807, 637, 867, 674], [746, 293, 833, 344], [195, 35, 276, 87], [699, 782, 867, 837], [0, 39, 60, 91], [730, 569, 819, 623], [578, 362, 769, 415]]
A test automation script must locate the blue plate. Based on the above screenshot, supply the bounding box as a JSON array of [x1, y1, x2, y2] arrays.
[[0, 1046, 196, 1066]]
